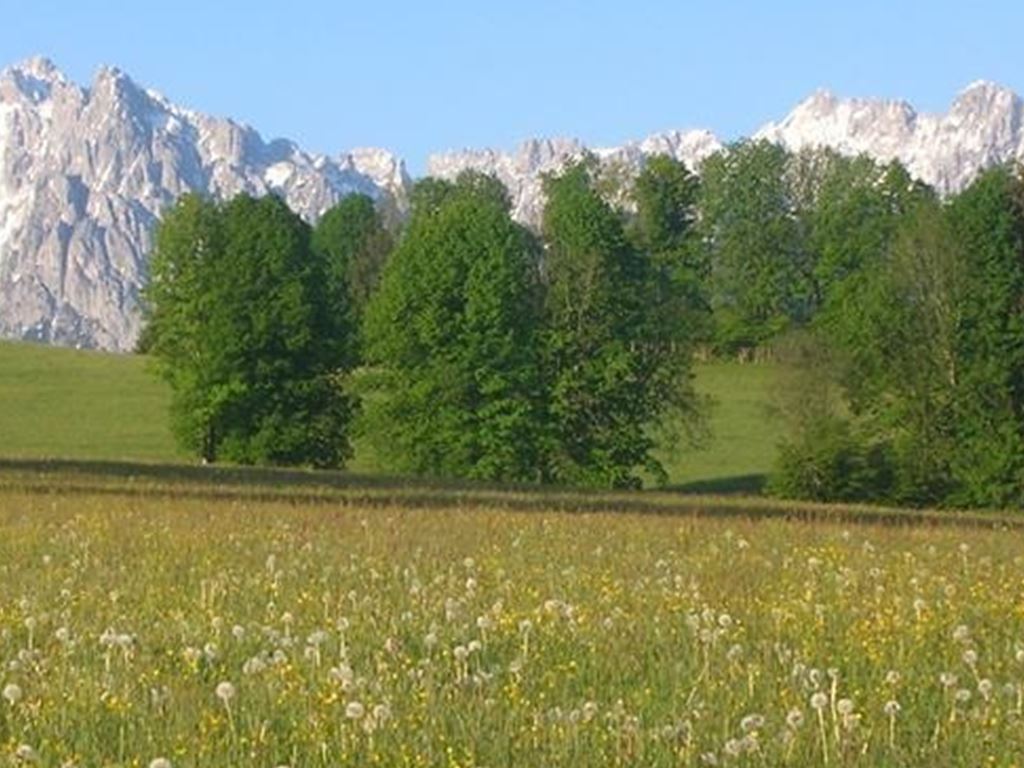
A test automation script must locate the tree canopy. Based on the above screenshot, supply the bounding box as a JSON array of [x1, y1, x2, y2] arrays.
[[360, 172, 546, 481], [144, 193, 357, 467]]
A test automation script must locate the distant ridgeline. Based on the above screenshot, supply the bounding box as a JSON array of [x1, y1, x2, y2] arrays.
[[1, 56, 1023, 351]]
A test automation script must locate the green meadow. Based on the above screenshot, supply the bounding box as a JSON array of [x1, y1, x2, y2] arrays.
[[0, 341, 782, 489]]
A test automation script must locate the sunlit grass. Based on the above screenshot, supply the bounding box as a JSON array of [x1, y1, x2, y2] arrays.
[[0, 342, 780, 490], [1, 471, 1022, 766]]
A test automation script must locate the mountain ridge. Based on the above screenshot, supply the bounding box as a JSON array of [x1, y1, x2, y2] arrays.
[[2, 57, 1022, 351]]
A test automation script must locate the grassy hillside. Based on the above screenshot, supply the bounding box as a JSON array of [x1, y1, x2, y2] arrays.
[[0, 341, 783, 487], [657, 362, 784, 492], [0, 341, 181, 462]]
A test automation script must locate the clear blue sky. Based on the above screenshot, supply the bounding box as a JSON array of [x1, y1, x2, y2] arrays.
[[3, 0, 1022, 174]]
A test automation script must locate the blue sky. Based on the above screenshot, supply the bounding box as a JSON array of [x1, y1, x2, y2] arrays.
[[3, 0, 1022, 174]]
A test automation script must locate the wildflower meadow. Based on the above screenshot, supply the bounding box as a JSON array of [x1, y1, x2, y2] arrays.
[[2, 478, 1024, 766]]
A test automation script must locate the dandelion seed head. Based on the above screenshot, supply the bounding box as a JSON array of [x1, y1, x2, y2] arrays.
[[214, 681, 236, 702], [810, 692, 828, 710], [345, 700, 365, 719], [740, 713, 764, 733], [883, 700, 901, 717], [2, 683, 23, 705]]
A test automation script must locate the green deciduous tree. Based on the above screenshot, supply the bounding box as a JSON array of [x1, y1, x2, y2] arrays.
[[945, 165, 1024, 506], [360, 172, 546, 481], [144, 193, 356, 467], [773, 165, 1024, 508], [699, 140, 811, 353], [311, 194, 393, 326], [541, 161, 700, 488]]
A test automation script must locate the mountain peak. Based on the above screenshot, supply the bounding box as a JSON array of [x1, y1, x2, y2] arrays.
[[92, 64, 142, 95], [960, 79, 1013, 96], [7, 55, 63, 82], [801, 88, 839, 108], [0, 57, 410, 352], [2, 56, 69, 102], [952, 79, 1020, 112]]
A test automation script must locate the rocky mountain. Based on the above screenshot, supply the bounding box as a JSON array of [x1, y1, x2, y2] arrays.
[[0, 57, 410, 351], [427, 130, 723, 226], [428, 81, 1024, 226], [755, 81, 1024, 195], [2, 57, 1022, 352]]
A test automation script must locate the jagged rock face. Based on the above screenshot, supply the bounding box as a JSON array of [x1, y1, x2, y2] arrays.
[[427, 130, 723, 227], [428, 83, 1024, 233], [2, 58, 1022, 352], [755, 82, 1024, 195], [0, 57, 410, 351]]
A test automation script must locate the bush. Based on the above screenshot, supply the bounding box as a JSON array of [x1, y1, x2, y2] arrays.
[[769, 415, 893, 503]]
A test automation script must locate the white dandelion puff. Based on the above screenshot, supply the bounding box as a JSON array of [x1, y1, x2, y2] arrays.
[[978, 679, 993, 700], [740, 714, 764, 733], [215, 681, 236, 702], [2, 683, 23, 705]]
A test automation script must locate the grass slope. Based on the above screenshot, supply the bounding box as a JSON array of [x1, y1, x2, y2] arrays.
[[0, 341, 782, 488], [657, 362, 784, 493], [0, 341, 181, 462]]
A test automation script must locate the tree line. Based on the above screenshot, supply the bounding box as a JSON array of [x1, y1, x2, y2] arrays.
[[143, 141, 1024, 506], [143, 157, 701, 488]]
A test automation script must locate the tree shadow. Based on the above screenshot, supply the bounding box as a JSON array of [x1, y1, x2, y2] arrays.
[[666, 474, 768, 495]]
